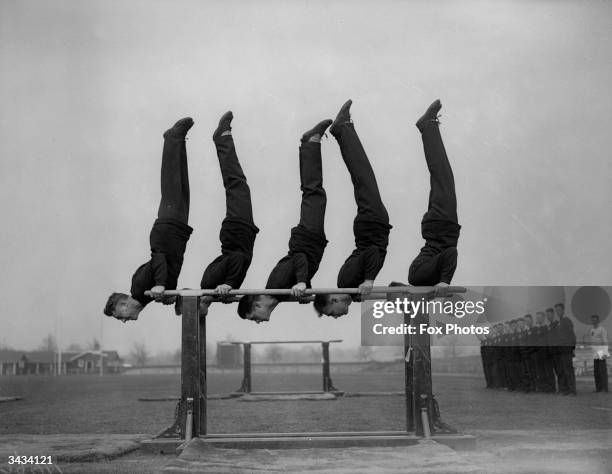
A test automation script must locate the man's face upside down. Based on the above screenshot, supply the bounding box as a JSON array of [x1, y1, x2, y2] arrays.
[[320, 294, 352, 318], [247, 295, 278, 323], [113, 297, 141, 322]]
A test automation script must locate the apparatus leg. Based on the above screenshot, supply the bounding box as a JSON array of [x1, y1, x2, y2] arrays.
[[321, 342, 338, 391], [181, 296, 204, 437], [412, 308, 433, 437], [404, 310, 415, 432]]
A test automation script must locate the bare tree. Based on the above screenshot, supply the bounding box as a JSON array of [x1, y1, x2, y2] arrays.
[[130, 341, 149, 367], [66, 343, 83, 352], [39, 334, 58, 353]]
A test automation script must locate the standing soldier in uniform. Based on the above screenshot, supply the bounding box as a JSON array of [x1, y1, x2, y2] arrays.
[[516, 317, 530, 392], [533, 311, 550, 392], [502, 321, 514, 390], [479, 331, 492, 388], [546, 307, 562, 393], [523, 314, 537, 393], [556, 303, 577, 395], [508, 319, 521, 392], [494, 324, 506, 389], [540, 310, 557, 393], [490, 325, 502, 389]]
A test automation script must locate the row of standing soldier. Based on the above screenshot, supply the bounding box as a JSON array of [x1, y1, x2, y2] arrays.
[[480, 303, 577, 395]]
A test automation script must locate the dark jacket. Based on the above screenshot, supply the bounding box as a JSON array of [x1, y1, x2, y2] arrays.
[[546, 321, 562, 354], [131, 218, 193, 306], [558, 316, 576, 351], [266, 224, 328, 292], [201, 218, 259, 289], [337, 217, 392, 289]]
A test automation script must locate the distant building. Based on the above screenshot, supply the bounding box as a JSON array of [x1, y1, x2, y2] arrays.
[[64, 350, 123, 375], [216, 342, 241, 368], [0, 350, 55, 376], [0, 350, 123, 375]]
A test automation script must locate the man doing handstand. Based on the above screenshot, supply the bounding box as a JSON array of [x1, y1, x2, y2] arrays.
[[408, 100, 461, 287], [314, 100, 392, 318], [193, 111, 259, 316], [104, 118, 195, 321], [237, 119, 332, 323]]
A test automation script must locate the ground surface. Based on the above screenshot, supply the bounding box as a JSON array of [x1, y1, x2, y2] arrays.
[[0, 371, 610, 473]]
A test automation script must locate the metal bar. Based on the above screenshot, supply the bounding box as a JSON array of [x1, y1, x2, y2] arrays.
[[207, 430, 417, 438], [146, 286, 466, 298], [229, 340, 343, 345], [235, 391, 343, 396], [152, 293, 387, 303]]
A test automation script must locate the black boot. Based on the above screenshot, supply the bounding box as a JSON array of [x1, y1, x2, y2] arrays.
[[213, 111, 233, 140], [416, 99, 442, 133], [164, 117, 194, 139], [330, 99, 353, 136], [301, 119, 333, 143]]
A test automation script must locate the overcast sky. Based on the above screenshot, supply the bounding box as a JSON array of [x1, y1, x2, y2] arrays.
[[1, 0, 611, 356]]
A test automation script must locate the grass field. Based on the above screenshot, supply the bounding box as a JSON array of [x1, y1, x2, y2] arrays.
[[1, 371, 611, 473], [1, 370, 610, 436]]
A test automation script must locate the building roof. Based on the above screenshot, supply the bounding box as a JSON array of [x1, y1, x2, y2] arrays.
[[0, 349, 122, 363], [0, 350, 26, 361], [67, 350, 121, 362], [0, 350, 55, 363]]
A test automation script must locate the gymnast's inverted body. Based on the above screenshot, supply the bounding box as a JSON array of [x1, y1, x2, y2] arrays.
[[104, 100, 460, 324]]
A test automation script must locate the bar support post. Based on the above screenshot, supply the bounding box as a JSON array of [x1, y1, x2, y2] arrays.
[[322, 342, 330, 392], [198, 300, 207, 436], [181, 295, 204, 437], [412, 307, 433, 437], [243, 343, 252, 393], [404, 309, 414, 432]]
